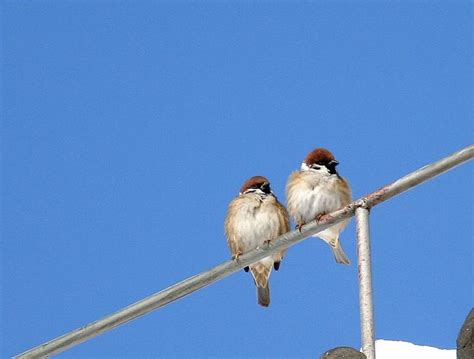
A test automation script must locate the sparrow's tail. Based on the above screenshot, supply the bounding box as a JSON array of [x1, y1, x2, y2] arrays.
[[257, 286, 270, 307], [327, 238, 350, 265], [250, 262, 272, 307]]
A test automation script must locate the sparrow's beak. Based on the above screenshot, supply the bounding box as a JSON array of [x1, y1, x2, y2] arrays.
[[261, 182, 271, 194], [329, 160, 339, 166]]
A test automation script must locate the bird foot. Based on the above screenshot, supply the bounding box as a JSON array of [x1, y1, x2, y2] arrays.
[[315, 213, 326, 222], [232, 251, 243, 262], [295, 223, 305, 232], [233, 252, 249, 273]]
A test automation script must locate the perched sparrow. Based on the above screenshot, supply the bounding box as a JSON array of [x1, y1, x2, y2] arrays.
[[286, 148, 352, 265], [225, 176, 290, 307]]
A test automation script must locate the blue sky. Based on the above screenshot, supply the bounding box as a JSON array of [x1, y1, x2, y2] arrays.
[[2, 1, 472, 358]]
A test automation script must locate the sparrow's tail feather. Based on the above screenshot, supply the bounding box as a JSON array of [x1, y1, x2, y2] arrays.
[[322, 236, 350, 265], [332, 245, 350, 265], [330, 240, 350, 265], [250, 262, 272, 307], [257, 286, 270, 307]]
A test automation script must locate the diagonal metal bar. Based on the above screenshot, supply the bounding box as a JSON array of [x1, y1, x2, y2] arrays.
[[14, 144, 474, 359]]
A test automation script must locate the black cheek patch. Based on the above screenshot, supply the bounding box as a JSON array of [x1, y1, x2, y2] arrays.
[[327, 164, 338, 175]]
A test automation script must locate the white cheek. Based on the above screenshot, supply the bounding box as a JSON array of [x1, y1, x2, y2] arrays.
[[300, 162, 310, 171], [300, 162, 330, 176]]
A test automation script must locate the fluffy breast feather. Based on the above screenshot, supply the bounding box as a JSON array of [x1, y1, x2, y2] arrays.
[[286, 171, 352, 225], [225, 194, 288, 254]]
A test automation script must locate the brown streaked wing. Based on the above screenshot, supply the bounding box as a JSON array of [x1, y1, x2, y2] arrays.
[[273, 199, 290, 263], [276, 200, 290, 235], [224, 198, 242, 258], [338, 176, 352, 205]]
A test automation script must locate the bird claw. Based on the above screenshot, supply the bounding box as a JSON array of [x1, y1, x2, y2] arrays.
[[233, 252, 249, 273], [295, 223, 304, 232], [315, 213, 326, 222], [232, 251, 243, 262]]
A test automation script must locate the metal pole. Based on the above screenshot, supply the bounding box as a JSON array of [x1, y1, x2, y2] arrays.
[[356, 207, 375, 359], [14, 144, 474, 358]]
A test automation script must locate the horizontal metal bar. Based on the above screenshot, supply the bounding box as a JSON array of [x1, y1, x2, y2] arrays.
[[14, 144, 474, 359]]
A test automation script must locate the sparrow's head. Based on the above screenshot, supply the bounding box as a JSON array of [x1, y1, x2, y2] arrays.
[[301, 148, 340, 175], [239, 176, 272, 196]]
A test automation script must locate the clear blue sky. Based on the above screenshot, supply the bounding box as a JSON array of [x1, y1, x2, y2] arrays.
[[2, 2, 472, 358]]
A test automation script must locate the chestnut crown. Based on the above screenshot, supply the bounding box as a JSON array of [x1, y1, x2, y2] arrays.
[[240, 175, 271, 194]]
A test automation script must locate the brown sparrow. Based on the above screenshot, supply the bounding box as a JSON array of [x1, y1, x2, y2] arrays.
[[225, 176, 290, 307], [286, 148, 352, 264]]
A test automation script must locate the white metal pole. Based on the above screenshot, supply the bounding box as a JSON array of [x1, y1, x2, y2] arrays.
[[356, 207, 375, 359]]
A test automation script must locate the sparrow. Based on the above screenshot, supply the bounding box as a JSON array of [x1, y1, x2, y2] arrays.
[[286, 148, 352, 265], [224, 176, 290, 307]]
